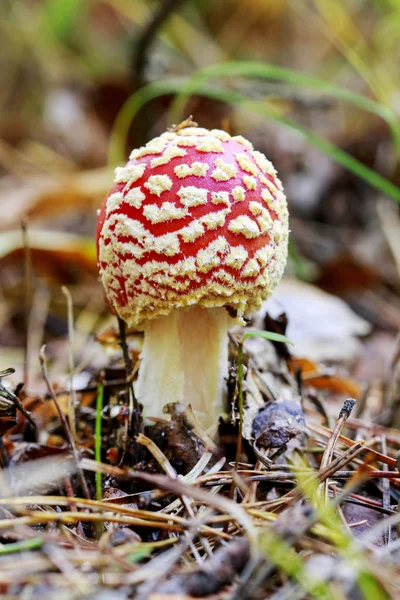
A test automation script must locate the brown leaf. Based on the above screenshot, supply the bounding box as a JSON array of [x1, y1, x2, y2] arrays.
[[0, 168, 112, 230], [288, 358, 361, 397], [0, 230, 98, 282]]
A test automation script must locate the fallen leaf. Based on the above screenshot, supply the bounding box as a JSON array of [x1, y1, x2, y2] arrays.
[[0, 168, 112, 230], [288, 357, 362, 397], [0, 229, 97, 281], [259, 278, 371, 364]]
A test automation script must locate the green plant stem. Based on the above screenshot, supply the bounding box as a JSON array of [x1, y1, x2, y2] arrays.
[[0, 538, 43, 555], [234, 331, 293, 472]]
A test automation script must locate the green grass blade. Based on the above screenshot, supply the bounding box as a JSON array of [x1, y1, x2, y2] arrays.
[[246, 98, 400, 202], [243, 331, 293, 344], [170, 60, 400, 155], [259, 529, 336, 599], [109, 79, 400, 203], [358, 572, 390, 600], [108, 79, 186, 165], [0, 538, 44, 555], [197, 61, 398, 126], [294, 461, 390, 600]]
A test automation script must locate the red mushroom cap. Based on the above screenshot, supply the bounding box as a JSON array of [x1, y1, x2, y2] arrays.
[[97, 126, 288, 328]]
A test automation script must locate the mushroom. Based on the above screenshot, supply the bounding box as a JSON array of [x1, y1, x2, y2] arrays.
[[97, 123, 288, 428]]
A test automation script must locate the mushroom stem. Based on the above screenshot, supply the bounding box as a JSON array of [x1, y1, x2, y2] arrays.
[[136, 306, 233, 428]]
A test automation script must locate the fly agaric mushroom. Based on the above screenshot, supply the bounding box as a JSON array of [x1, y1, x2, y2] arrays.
[[97, 123, 288, 428]]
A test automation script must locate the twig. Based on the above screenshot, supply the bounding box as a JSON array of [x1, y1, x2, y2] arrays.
[[136, 433, 213, 560], [0, 496, 193, 526], [308, 421, 396, 467], [62, 286, 77, 440], [22, 219, 32, 391], [381, 435, 391, 545], [117, 316, 142, 437], [80, 458, 258, 548], [95, 381, 104, 502], [278, 441, 367, 508], [0, 511, 184, 532], [319, 398, 356, 500], [39, 345, 90, 500], [320, 399, 356, 470], [203, 469, 400, 486]]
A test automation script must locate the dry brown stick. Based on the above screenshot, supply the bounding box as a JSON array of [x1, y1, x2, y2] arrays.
[[316, 442, 363, 484], [61, 286, 77, 440], [308, 420, 397, 467], [0, 496, 236, 534], [22, 218, 32, 392], [203, 469, 400, 485], [0, 496, 191, 525], [319, 398, 356, 500], [136, 433, 212, 561], [0, 511, 186, 532], [39, 345, 90, 499], [275, 441, 366, 508], [81, 458, 258, 547], [381, 435, 391, 545], [245, 459, 263, 504], [345, 417, 400, 445], [117, 316, 141, 438]]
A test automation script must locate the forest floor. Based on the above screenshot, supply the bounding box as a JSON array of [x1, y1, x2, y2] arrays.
[[0, 160, 399, 598], [1, 1, 400, 596]]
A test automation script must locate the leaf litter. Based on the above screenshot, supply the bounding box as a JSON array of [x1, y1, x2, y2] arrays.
[[0, 141, 399, 596], [0, 277, 398, 599], [1, 6, 400, 594]]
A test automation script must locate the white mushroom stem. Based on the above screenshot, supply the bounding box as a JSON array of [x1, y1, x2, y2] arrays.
[[135, 306, 233, 429]]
